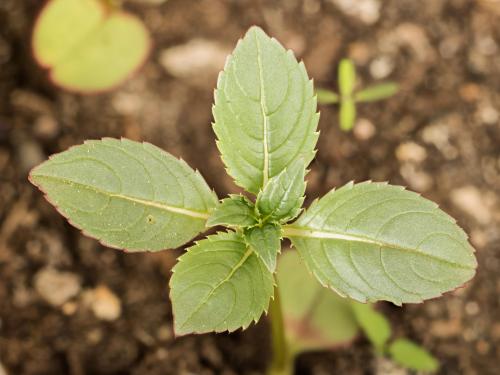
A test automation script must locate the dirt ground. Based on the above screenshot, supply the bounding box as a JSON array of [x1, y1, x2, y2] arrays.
[[1, 0, 499, 374]]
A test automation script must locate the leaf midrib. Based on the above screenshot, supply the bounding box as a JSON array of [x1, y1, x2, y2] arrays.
[[283, 226, 474, 270], [33, 174, 210, 220], [255, 31, 270, 187]]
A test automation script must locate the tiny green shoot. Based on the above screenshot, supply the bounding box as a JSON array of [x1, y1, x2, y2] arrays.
[[32, 0, 151, 93], [30, 27, 475, 375], [317, 58, 399, 131]]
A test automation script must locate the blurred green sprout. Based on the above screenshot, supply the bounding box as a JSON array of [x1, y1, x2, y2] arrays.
[[317, 58, 399, 131], [32, 0, 151, 93]]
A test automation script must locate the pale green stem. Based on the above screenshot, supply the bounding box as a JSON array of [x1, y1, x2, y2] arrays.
[[268, 284, 293, 375]]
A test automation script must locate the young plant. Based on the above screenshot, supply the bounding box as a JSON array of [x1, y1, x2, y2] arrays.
[[317, 58, 399, 131], [32, 0, 151, 93], [278, 250, 439, 373], [30, 27, 476, 374]]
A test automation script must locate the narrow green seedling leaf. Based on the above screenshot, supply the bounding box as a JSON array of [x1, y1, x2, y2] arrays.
[[316, 88, 340, 104], [338, 58, 356, 98], [355, 82, 399, 103], [213, 26, 319, 194], [388, 338, 439, 372], [244, 223, 281, 272], [351, 302, 391, 352], [32, 0, 151, 93], [256, 160, 306, 223], [339, 99, 356, 131], [29, 138, 217, 251], [285, 181, 477, 305], [278, 250, 359, 352], [170, 232, 274, 335], [207, 195, 257, 228]]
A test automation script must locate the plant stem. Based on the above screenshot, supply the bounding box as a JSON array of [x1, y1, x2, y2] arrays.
[[268, 284, 292, 375]]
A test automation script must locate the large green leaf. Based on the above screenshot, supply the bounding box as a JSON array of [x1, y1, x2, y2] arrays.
[[244, 223, 282, 272], [170, 232, 274, 335], [30, 138, 217, 252], [207, 195, 258, 228], [32, 0, 150, 93], [277, 250, 359, 352], [256, 159, 306, 223], [284, 182, 477, 305], [388, 339, 439, 372], [213, 26, 319, 194]]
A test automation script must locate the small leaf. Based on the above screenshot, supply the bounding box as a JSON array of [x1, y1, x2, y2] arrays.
[[355, 82, 399, 103], [338, 59, 356, 98], [388, 338, 439, 372], [207, 195, 257, 228], [284, 182, 477, 305], [339, 99, 356, 131], [170, 231, 274, 335], [277, 250, 359, 352], [29, 138, 217, 252], [244, 223, 281, 272], [351, 302, 391, 351], [316, 88, 339, 104], [32, 0, 150, 93], [213, 26, 319, 194], [256, 160, 306, 223]]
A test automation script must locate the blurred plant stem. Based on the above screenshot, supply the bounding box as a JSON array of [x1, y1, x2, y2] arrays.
[[268, 283, 293, 375]]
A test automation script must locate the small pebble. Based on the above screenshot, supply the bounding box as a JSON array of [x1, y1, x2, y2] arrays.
[[159, 39, 229, 81], [87, 328, 103, 344], [62, 301, 78, 316], [330, 0, 381, 25], [450, 186, 491, 225], [459, 83, 481, 102], [34, 268, 81, 307], [477, 104, 499, 125], [33, 115, 59, 140], [88, 285, 122, 321], [431, 319, 461, 338], [399, 164, 433, 192], [370, 56, 395, 79], [475, 35, 498, 56], [157, 324, 173, 341], [112, 93, 143, 116], [353, 118, 376, 140], [465, 301, 480, 316], [395, 142, 427, 163]]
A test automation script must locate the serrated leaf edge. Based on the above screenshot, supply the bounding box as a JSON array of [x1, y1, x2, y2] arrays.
[[29, 137, 217, 252], [170, 231, 275, 336]]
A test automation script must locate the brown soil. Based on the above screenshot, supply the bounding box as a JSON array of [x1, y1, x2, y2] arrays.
[[1, 0, 499, 374]]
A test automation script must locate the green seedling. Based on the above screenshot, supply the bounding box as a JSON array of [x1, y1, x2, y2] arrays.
[[30, 27, 476, 375], [32, 0, 151, 93], [279, 250, 439, 373], [317, 58, 399, 131], [351, 298, 439, 372]]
